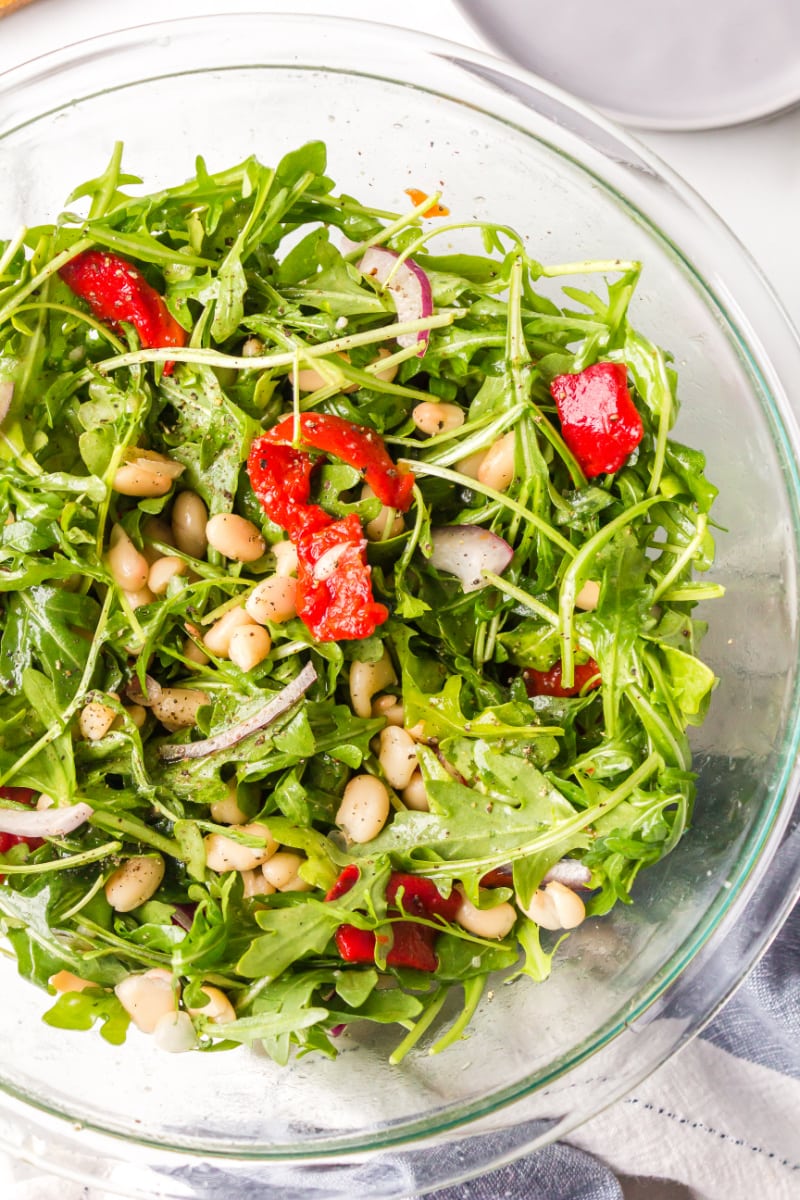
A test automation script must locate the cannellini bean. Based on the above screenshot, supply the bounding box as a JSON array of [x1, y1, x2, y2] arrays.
[[210, 786, 249, 826], [378, 726, 418, 790], [48, 970, 95, 993], [202, 606, 255, 658], [371, 346, 398, 385], [477, 431, 516, 492], [228, 624, 272, 672], [206, 513, 266, 563], [241, 868, 276, 898], [105, 855, 165, 913], [124, 704, 147, 730], [171, 491, 209, 559], [153, 1010, 198, 1053], [107, 525, 149, 591], [124, 585, 155, 610], [262, 851, 310, 892], [456, 449, 488, 480], [575, 580, 601, 611], [273, 540, 299, 577], [411, 401, 465, 436], [371, 693, 404, 726], [519, 880, 586, 931], [79, 700, 117, 741], [204, 822, 278, 872], [293, 352, 355, 394], [183, 636, 210, 666], [402, 770, 429, 812], [115, 968, 178, 1034], [455, 888, 517, 939], [245, 576, 297, 625], [361, 484, 404, 541], [241, 336, 264, 358], [148, 555, 187, 596], [141, 517, 176, 563], [151, 687, 209, 731], [186, 985, 236, 1025], [349, 647, 397, 719], [113, 450, 183, 498], [336, 775, 391, 844]]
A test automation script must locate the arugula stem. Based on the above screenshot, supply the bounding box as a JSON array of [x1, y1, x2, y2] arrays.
[[389, 987, 447, 1065], [429, 975, 485, 1056], [89, 812, 184, 859], [0, 841, 121, 874], [343, 192, 445, 258], [482, 571, 559, 627], [540, 259, 641, 277], [0, 236, 93, 327], [652, 514, 707, 601]]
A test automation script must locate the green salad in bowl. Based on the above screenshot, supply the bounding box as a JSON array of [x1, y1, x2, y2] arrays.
[[0, 139, 721, 1062]]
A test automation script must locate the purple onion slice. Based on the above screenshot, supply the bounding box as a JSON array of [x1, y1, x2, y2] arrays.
[[429, 525, 514, 593], [357, 246, 433, 356], [0, 802, 93, 839]]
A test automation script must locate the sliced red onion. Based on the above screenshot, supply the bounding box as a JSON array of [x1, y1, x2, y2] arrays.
[[159, 662, 317, 763], [357, 247, 433, 356], [0, 802, 93, 839], [429, 526, 513, 593], [171, 903, 196, 932], [0, 381, 12, 427], [543, 859, 592, 889], [126, 675, 162, 707]]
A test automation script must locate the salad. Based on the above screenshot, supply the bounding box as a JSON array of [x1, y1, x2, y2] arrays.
[[0, 141, 721, 1060]]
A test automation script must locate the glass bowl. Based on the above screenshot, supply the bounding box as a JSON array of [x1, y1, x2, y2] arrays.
[[1, 14, 799, 1198]]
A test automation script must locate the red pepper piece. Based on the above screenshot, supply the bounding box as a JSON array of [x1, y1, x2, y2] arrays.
[[265, 414, 414, 512], [386, 872, 460, 923], [295, 514, 388, 641], [480, 864, 513, 889], [246, 440, 331, 540], [59, 250, 186, 375], [0, 788, 43, 881], [523, 659, 602, 698], [334, 921, 438, 972], [550, 362, 643, 478], [325, 864, 360, 903]]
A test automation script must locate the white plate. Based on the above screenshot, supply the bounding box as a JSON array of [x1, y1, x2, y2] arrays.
[[456, 0, 800, 129]]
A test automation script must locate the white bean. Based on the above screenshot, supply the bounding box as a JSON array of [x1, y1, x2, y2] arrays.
[[204, 822, 278, 872], [349, 647, 397, 718], [104, 855, 165, 912], [241, 336, 264, 358], [245, 576, 297, 625], [79, 700, 117, 741], [228, 625, 272, 672], [48, 970, 95, 993], [455, 888, 517, 939], [124, 704, 147, 730], [151, 687, 209, 731], [336, 775, 391, 844], [148, 555, 188, 596], [114, 450, 184, 498], [107, 525, 149, 591], [141, 517, 176, 564], [371, 694, 404, 726], [293, 352, 355, 393], [171, 491, 209, 559], [456, 449, 488, 480], [186, 985, 236, 1025], [411, 401, 465, 436], [210, 786, 249, 826], [575, 579, 601, 611], [115, 968, 178, 1034], [371, 346, 398, 385], [153, 1010, 198, 1053], [378, 726, 418, 790], [124, 585, 155, 610], [202, 606, 255, 658], [361, 484, 405, 541], [206, 513, 266, 563], [183, 636, 210, 666], [402, 770, 429, 812], [262, 851, 310, 892], [241, 868, 276, 898], [477, 431, 516, 492], [273, 540, 299, 577], [519, 880, 586, 930]]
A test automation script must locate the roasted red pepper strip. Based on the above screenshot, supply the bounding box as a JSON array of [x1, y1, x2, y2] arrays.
[[264, 414, 414, 512], [549, 362, 643, 478], [295, 515, 388, 641], [0, 788, 43, 881], [523, 659, 602, 698], [59, 250, 186, 375], [334, 922, 439, 972], [386, 873, 461, 922], [246, 440, 330, 540], [325, 864, 360, 902]]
